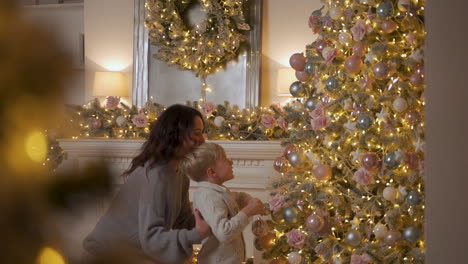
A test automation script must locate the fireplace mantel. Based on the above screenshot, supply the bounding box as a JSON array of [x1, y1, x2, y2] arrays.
[[57, 138, 283, 263]]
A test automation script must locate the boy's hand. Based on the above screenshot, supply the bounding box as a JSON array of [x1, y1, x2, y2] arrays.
[[194, 209, 212, 240], [241, 198, 266, 217]]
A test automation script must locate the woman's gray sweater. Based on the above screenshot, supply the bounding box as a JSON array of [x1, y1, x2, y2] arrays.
[[83, 163, 201, 264]]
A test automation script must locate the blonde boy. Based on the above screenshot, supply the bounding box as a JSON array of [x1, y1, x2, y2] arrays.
[[180, 142, 265, 264]]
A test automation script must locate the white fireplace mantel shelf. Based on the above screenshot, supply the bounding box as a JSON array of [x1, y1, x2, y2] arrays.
[[57, 138, 284, 190]]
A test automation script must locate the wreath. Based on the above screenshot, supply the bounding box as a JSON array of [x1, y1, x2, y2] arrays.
[[145, 0, 250, 78]]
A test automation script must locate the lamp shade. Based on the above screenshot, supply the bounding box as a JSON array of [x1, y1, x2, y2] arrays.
[[277, 68, 296, 96], [93, 71, 129, 97]]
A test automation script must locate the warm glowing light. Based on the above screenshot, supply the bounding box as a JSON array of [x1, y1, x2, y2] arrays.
[[37, 247, 66, 264], [25, 130, 47, 163]]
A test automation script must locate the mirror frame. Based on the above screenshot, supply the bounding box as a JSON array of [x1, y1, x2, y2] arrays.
[[132, 0, 262, 108]]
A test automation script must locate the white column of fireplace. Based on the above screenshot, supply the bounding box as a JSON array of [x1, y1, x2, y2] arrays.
[[57, 139, 283, 263]]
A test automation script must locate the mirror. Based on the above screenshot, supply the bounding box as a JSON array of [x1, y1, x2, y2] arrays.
[[132, 0, 262, 108]]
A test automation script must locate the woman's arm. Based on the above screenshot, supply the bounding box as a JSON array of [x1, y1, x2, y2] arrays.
[[138, 175, 200, 264], [173, 176, 195, 229]]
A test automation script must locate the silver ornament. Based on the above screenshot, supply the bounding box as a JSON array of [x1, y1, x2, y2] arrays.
[[289, 81, 306, 97], [305, 97, 320, 110], [356, 114, 373, 130], [407, 190, 423, 206], [403, 226, 422, 243], [345, 230, 362, 247], [282, 207, 299, 224]]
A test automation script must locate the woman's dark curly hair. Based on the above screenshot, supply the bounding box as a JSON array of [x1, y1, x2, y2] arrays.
[[124, 104, 204, 176]]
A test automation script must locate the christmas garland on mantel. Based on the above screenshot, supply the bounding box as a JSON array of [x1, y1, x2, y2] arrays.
[[45, 98, 293, 171], [145, 0, 250, 78]]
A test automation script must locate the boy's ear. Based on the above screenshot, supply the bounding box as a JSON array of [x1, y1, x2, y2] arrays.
[[206, 167, 216, 178]]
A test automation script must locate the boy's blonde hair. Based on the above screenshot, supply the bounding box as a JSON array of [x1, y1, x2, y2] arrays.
[[179, 142, 225, 182]]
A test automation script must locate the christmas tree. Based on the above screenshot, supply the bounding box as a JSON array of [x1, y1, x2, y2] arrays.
[[255, 0, 425, 263]]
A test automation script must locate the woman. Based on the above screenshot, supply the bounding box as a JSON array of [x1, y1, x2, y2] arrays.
[[83, 104, 212, 264]]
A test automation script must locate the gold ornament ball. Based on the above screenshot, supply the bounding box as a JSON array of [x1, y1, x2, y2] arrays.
[[259, 232, 276, 249]]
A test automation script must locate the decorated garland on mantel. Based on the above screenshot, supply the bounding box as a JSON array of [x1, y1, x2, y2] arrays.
[[145, 0, 250, 78], [60, 98, 290, 141], [45, 99, 293, 171]]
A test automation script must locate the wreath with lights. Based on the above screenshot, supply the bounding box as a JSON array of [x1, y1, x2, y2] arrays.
[[145, 0, 250, 77]]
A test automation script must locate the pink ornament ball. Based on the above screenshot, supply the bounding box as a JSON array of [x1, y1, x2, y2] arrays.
[[382, 19, 397, 33], [315, 39, 328, 53], [91, 119, 102, 129], [306, 214, 325, 232], [295, 70, 310, 82], [314, 164, 332, 180], [289, 53, 307, 71], [352, 42, 366, 56], [273, 156, 291, 173], [283, 145, 298, 158], [385, 231, 402, 246], [406, 109, 422, 126], [373, 61, 390, 80], [361, 152, 380, 170], [345, 55, 363, 74], [415, 64, 425, 75], [409, 72, 424, 87]]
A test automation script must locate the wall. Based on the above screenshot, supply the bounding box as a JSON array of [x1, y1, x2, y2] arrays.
[[425, 0, 468, 263], [22, 4, 85, 105], [82, 0, 321, 106], [260, 0, 321, 106], [83, 0, 133, 103]]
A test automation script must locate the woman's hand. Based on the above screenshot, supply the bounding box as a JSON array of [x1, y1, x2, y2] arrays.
[[241, 198, 266, 217], [194, 209, 212, 240]]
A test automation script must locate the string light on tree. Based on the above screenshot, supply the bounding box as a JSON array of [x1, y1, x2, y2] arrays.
[[263, 0, 426, 263]]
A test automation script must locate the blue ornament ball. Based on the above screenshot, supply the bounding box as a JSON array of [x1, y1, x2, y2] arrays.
[[384, 151, 400, 170], [325, 76, 340, 93], [377, 1, 394, 19], [407, 190, 423, 207], [356, 114, 373, 130], [304, 61, 317, 76], [403, 226, 422, 243]]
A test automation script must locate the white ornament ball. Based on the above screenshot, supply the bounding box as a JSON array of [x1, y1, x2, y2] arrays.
[[398, 0, 411, 11], [383, 186, 398, 201], [213, 116, 225, 127], [329, 6, 343, 20], [287, 251, 302, 264], [338, 32, 352, 45], [116, 115, 127, 127], [393, 97, 408, 112], [373, 223, 388, 239]]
